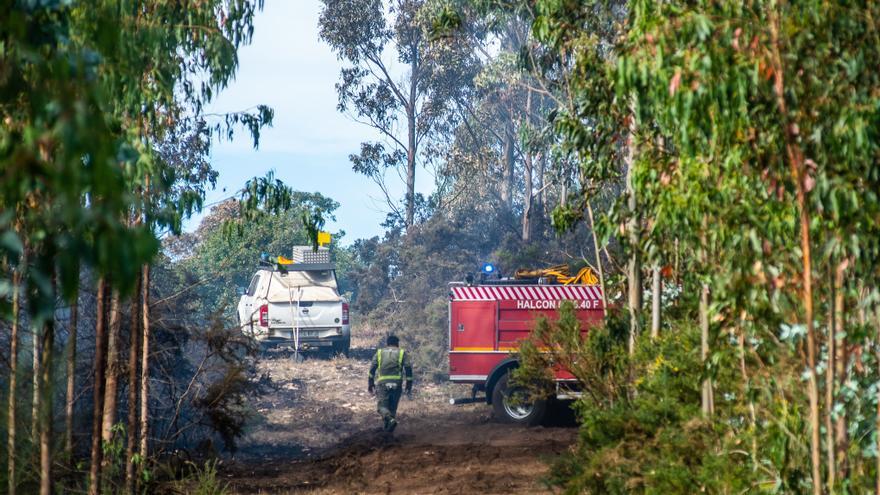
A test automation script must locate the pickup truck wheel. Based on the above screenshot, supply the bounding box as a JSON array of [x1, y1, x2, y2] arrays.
[[333, 337, 351, 357], [491, 373, 546, 426]]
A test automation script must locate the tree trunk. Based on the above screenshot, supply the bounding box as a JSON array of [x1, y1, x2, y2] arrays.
[[501, 119, 514, 212], [535, 154, 546, 238], [586, 200, 607, 309], [798, 153, 821, 495], [101, 290, 123, 466], [522, 154, 533, 243], [521, 89, 533, 243], [875, 306, 880, 495], [8, 267, 21, 495], [126, 278, 141, 495], [833, 261, 849, 481], [404, 49, 419, 229], [768, 11, 821, 492], [825, 280, 836, 492], [651, 264, 661, 339], [700, 282, 714, 416], [39, 309, 54, 495], [65, 290, 78, 462], [624, 110, 642, 353], [405, 107, 416, 228], [32, 313, 41, 444], [737, 329, 758, 466], [88, 278, 107, 495], [138, 265, 151, 477]]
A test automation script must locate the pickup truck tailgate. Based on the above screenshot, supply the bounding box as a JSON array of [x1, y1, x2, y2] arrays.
[[267, 301, 342, 329]]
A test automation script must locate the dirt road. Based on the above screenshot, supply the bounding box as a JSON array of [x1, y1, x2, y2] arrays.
[[221, 339, 576, 494]]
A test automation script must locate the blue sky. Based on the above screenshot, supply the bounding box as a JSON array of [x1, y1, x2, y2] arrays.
[[192, 0, 433, 244]]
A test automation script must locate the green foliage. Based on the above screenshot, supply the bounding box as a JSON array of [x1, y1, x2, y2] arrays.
[[519, 304, 754, 493], [495, 0, 880, 491], [319, 0, 480, 227], [173, 190, 343, 319], [167, 460, 230, 495]]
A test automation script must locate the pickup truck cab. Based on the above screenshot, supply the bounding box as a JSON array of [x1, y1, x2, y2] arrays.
[[237, 262, 350, 355]]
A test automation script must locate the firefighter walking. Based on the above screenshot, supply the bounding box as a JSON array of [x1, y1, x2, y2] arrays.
[[368, 335, 413, 432]]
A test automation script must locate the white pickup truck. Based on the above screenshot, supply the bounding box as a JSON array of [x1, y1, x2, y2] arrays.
[[237, 262, 350, 355]]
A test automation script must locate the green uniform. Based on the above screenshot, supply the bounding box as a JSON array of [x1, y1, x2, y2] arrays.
[[368, 346, 413, 431]]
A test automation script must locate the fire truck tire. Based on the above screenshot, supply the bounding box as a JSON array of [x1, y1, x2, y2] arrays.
[[491, 374, 547, 426]]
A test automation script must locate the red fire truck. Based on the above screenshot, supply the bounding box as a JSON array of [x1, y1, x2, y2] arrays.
[[448, 278, 604, 425]]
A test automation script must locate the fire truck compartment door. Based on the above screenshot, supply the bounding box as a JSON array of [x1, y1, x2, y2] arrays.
[[451, 301, 497, 351]]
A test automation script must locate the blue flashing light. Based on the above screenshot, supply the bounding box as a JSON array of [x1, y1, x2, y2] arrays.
[[481, 263, 496, 274]]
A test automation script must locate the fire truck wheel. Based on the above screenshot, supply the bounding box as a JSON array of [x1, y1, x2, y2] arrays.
[[491, 373, 546, 426]]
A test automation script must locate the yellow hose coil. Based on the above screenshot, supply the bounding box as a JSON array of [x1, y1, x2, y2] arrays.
[[513, 266, 599, 285]]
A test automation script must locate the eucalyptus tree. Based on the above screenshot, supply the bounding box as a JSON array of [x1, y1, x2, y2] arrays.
[[67, 1, 273, 490], [453, 0, 880, 491], [320, 0, 475, 228], [2, 1, 272, 492], [620, 0, 880, 491]]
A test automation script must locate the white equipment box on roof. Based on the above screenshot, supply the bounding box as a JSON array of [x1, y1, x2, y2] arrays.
[[292, 245, 330, 264]]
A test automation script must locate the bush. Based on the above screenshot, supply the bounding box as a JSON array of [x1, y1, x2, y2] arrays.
[[519, 303, 760, 493]]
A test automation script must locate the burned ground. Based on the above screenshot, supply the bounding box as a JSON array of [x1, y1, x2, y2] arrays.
[[218, 334, 576, 494]]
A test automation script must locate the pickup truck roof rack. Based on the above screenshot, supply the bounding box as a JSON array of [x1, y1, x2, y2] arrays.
[[258, 261, 336, 272]]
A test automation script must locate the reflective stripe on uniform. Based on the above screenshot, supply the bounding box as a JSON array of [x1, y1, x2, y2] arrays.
[[376, 348, 403, 381]]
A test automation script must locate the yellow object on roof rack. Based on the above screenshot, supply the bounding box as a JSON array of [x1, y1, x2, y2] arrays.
[[514, 265, 599, 285]]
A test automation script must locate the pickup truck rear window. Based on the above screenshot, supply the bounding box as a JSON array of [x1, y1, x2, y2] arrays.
[[246, 274, 260, 296]]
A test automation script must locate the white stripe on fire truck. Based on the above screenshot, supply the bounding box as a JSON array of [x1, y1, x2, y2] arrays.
[[449, 374, 489, 381], [562, 285, 575, 299], [527, 286, 537, 299], [451, 285, 607, 300]]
